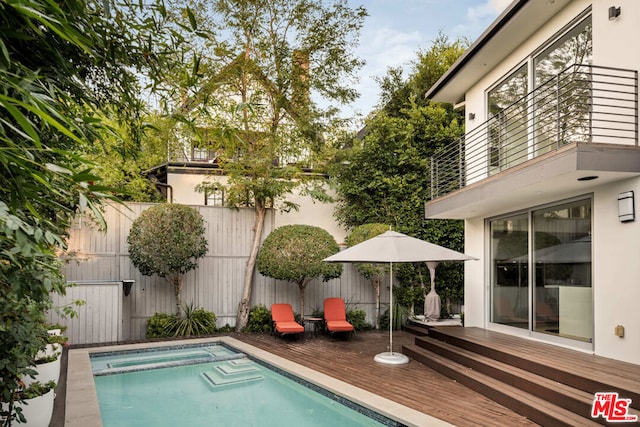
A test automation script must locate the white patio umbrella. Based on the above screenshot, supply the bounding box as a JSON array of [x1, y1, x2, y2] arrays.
[[323, 230, 476, 365]]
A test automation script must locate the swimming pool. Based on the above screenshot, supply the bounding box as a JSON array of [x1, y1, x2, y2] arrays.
[[90, 342, 395, 426], [66, 337, 445, 427]]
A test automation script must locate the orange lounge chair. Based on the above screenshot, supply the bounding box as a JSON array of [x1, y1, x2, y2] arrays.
[[323, 298, 354, 336], [271, 304, 304, 337]]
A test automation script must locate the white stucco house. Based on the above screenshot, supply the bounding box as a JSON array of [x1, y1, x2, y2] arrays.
[[146, 161, 348, 244], [425, 0, 640, 365]]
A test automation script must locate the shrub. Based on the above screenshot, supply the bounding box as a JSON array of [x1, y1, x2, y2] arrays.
[[346, 309, 372, 331], [380, 302, 410, 331], [47, 334, 68, 346], [146, 313, 178, 338], [146, 305, 218, 338], [217, 324, 234, 333], [174, 304, 217, 337], [243, 305, 272, 333], [35, 354, 59, 365]]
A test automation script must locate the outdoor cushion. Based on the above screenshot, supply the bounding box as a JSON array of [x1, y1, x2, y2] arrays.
[[275, 321, 304, 334], [325, 320, 354, 332], [271, 304, 304, 335]]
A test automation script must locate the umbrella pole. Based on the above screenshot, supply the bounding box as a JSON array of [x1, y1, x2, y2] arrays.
[[389, 262, 393, 355], [373, 261, 408, 365]]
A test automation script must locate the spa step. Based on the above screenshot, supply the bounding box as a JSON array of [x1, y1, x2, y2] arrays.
[[201, 360, 263, 388], [403, 343, 601, 426]]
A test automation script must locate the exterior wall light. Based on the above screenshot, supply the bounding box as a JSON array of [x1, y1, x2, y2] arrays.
[[618, 191, 635, 223], [468, 113, 475, 120], [608, 6, 621, 20]]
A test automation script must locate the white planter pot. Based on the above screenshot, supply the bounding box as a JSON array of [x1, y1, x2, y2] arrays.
[[34, 357, 61, 384], [15, 388, 55, 427], [36, 343, 61, 360], [47, 329, 62, 336], [22, 347, 61, 387], [21, 356, 60, 388]]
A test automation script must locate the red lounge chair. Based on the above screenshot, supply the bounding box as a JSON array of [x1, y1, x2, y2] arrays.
[[323, 298, 354, 336], [271, 304, 304, 337]]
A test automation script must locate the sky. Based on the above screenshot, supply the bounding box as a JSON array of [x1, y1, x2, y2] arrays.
[[342, 0, 513, 122]]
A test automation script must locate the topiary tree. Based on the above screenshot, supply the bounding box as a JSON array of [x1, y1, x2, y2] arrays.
[[257, 225, 342, 319], [345, 223, 390, 329], [127, 204, 208, 316]]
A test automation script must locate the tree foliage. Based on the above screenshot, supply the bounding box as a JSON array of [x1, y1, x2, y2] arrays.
[[128, 204, 208, 315], [83, 116, 167, 202], [334, 34, 468, 314], [0, 0, 239, 421], [0, 0, 192, 421], [257, 225, 342, 318]]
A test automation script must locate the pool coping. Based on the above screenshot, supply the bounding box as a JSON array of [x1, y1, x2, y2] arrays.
[[65, 337, 452, 427]]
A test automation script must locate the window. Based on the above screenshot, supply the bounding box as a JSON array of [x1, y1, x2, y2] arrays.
[[534, 17, 592, 155], [205, 188, 225, 206], [488, 64, 529, 174], [486, 15, 592, 172], [192, 146, 214, 162]]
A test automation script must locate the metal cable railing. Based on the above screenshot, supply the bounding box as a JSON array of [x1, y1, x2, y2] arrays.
[[429, 65, 638, 200]]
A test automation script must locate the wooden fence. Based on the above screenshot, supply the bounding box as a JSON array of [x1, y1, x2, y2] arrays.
[[48, 203, 389, 344]]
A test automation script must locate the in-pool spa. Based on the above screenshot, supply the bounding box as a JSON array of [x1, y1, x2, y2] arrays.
[[90, 341, 406, 427]]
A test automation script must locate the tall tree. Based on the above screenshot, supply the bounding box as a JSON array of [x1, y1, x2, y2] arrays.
[[163, 0, 367, 331], [334, 34, 467, 314]]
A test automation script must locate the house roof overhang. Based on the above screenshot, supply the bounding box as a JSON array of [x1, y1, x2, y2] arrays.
[[425, 0, 572, 104], [144, 162, 223, 184], [425, 144, 640, 219]]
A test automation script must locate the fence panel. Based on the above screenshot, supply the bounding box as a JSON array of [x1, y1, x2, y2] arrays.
[[57, 202, 399, 344], [47, 281, 122, 345]]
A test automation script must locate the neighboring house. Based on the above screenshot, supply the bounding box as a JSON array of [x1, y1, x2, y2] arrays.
[[424, 0, 640, 365], [146, 161, 348, 244], [145, 48, 347, 243]]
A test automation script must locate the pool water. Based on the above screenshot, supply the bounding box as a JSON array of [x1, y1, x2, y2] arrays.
[[90, 344, 398, 427]]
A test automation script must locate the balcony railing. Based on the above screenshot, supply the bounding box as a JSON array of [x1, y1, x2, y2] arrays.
[[429, 65, 638, 200]]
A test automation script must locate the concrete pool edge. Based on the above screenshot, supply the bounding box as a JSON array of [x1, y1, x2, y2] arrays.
[[65, 337, 453, 427]]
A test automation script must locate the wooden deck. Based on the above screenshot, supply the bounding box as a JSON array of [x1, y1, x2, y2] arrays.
[[234, 330, 538, 426]]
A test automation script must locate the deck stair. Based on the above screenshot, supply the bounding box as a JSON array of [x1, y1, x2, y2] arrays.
[[402, 324, 640, 426]]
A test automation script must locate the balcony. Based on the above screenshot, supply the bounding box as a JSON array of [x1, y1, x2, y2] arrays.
[[428, 65, 638, 209]]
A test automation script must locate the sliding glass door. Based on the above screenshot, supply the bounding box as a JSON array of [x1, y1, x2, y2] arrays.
[[490, 214, 529, 329], [490, 198, 593, 343]]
